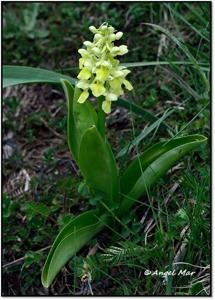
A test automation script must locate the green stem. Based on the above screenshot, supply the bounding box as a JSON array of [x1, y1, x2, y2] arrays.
[[97, 97, 106, 138]]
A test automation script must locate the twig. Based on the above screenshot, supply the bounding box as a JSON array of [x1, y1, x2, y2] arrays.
[[87, 243, 100, 257], [63, 191, 67, 214], [3, 245, 51, 269], [41, 117, 66, 141], [165, 182, 180, 204]]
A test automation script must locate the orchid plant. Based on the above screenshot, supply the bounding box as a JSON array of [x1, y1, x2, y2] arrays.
[[3, 23, 207, 289]]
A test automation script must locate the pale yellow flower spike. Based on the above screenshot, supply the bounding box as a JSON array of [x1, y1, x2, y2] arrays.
[[77, 23, 133, 113]]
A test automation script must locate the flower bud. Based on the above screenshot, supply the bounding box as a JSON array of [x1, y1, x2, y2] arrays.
[[108, 26, 115, 33], [111, 46, 120, 55], [78, 48, 88, 57], [83, 41, 93, 47], [92, 47, 100, 55], [115, 31, 123, 40], [94, 33, 102, 41], [109, 33, 116, 41], [101, 25, 108, 30], [118, 45, 128, 55], [89, 26, 97, 33]]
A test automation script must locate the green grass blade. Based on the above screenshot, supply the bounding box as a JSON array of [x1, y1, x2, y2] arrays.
[[145, 23, 210, 92], [117, 108, 174, 159], [57, 61, 209, 72], [184, 3, 208, 26], [160, 67, 202, 100], [122, 61, 209, 71], [166, 4, 209, 42], [116, 98, 174, 133]]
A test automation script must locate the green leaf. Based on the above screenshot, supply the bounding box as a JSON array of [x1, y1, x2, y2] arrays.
[[3, 66, 76, 88], [117, 108, 174, 159], [42, 209, 109, 288], [23, 202, 50, 220], [24, 251, 42, 268], [120, 135, 207, 213], [3, 194, 14, 218], [79, 126, 119, 206], [60, 79, 97, 163]]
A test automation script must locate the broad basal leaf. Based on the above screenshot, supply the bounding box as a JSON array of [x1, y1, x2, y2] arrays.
[[42, 209, 109, 288], [61, 79, 97, 163], [79, 126, 119, 206], [3, 65, 76, 88], [120, 135, 207, 213]]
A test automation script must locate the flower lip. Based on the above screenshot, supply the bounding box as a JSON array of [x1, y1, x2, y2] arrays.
[[77, 68, 92, 80], [102, 100, 111, 114], [77, 90, 89, 103]]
